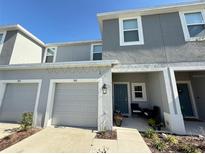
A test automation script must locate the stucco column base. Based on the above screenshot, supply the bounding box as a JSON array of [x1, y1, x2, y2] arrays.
[[164, 112, 186, 134]]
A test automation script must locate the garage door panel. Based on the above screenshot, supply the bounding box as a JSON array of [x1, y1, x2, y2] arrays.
[[52, 82, 98, 128], [0, 83, 38, 123]]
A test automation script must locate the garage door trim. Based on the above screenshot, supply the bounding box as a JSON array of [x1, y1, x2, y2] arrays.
[[44, 79, 102, 130], [0, 80, 42, 127]]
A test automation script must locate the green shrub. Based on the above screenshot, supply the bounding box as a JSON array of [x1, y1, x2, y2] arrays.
[[148, 118, 156, 127], [144, 128, 157, 139], [165, 135, 178, 144], [154, 138, 167, 152], [20, 112, 33, 131], [178, 143, 201, 153]]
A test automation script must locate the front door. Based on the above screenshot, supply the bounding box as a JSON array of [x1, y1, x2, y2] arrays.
[[177, 83, 194, 117], [114, 84, 129, 114]]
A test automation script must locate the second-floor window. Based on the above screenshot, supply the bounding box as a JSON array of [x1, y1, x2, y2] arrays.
[[44, 47, 57, 63], [119, 16, 144, 46], [91, 44, 102, 60], [180, 10, 205, 41]]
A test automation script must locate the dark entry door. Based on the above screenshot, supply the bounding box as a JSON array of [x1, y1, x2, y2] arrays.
[[114, 84, 129, 114], [177, 83, 194, 117]]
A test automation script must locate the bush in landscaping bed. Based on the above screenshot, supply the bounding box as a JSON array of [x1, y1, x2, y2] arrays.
[[20, 112, 33, 131], [178, 143, 202, 153], [164, 135, 178, 145], [144, 128, 157, 139], [154, 138, 167, 152]]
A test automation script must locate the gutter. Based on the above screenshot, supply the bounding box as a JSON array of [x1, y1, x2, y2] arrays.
[[0, 60, 119, 70]]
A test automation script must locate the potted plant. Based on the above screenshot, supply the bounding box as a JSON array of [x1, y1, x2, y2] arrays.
[[114, 111, 123, 126]]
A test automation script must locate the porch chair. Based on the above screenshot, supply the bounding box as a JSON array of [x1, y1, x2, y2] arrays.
[[131, 103, 143, 116]]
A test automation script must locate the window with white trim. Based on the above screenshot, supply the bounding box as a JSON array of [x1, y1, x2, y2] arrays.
[[180, 10, 205, 41], [119, 17, 144, 46], [91, 44, 102, 60], [44, 47, 57, 63], [131, 83, 147, 102]]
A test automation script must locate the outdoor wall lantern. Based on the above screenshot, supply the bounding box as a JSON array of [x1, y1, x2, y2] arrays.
[[102, 84, 107, 94]]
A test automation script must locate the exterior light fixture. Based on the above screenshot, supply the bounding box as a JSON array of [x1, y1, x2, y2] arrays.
[[102, 84, 107, 94]]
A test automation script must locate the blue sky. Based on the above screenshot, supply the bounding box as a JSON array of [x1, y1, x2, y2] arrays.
[[0, 0, 195, 43]]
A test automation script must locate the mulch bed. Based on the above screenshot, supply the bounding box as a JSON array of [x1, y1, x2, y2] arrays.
[[0, 128, 41, 151], [95, 130, 117, 140], [141, 132, 205, 153]]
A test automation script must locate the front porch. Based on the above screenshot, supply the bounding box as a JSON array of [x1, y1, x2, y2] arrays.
[[174, 71, 205, 135], [112, 72, 169, 132], [120, 117, 151, 131]]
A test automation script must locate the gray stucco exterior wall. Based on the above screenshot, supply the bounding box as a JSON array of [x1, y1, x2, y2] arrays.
[[102, 12, 205, 64], [0, 66, 112, 130], [0, 30, 18, 65], [55, 43, 92, 62]]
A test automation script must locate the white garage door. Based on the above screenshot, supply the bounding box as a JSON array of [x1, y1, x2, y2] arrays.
[[0, 83, 38, 123], [52, 82, 98, 128]]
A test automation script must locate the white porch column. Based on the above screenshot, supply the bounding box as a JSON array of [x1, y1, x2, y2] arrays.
[[162, 68, 186, 134], [98, 69, 113, 131], [0, 83, 6, 109]]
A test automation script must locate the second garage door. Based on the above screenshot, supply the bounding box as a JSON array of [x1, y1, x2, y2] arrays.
[[51, 82, 98, 128], [0, 83, 38, 123]]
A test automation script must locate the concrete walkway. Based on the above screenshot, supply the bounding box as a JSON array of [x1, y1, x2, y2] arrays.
[[2, 127, 150, 153], [0, 123, 19, 139], [90, 127, 151, 153]]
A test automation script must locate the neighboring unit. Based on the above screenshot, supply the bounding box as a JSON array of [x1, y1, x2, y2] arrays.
[[0, 1, 205, 134]]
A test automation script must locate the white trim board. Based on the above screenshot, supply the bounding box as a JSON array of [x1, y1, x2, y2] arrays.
[[0, 60, 118, 71], [0, 79, 42, 127], [113, 82, 131, 116], [44, 78, 102, 130], [176, 80, 199, 119]]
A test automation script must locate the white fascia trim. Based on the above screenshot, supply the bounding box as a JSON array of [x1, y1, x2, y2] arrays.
[[171, 66, 205, 71], [97, 1, 205, 33], [46, 40, 102, 47], [179, 9, 205, 42], [0, 79, 42, 127], [0, 60, 119, 70], [0, 31, 7, 55], [112, 62, 205, 73], [0, 24, 45, 46], [98, 1, 205, 17], [90, 43, 103, 60], [119, 16, 144, 46], [112, 64, 166, 73]]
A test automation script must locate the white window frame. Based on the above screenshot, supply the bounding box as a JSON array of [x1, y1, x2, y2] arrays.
[[179, 10, 205, 42], [90, 43, 102, 60], [43, 47, 57, 63], [119, 16, 144, 46], [0, 31, 7, 55], [131, 83, 147, 102]]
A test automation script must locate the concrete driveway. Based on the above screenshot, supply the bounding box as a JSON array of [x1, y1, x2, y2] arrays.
[[2, 127, 150, 153], [0, 123, 19, 139]]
